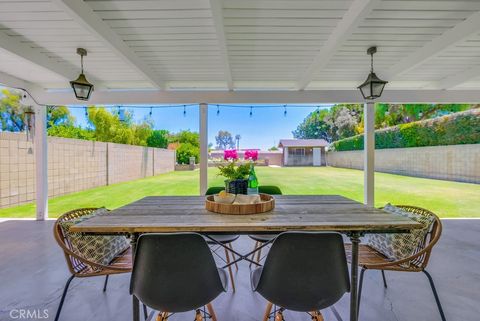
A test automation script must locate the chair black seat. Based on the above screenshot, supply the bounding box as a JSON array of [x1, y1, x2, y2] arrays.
[[251, 232, 350, 312], [204, 234, 239, 244], [249, 234, 277, 243], [130, 233, 227, 313]]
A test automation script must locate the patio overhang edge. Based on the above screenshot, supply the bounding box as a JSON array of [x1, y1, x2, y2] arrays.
[[25, 89, 480, 106]]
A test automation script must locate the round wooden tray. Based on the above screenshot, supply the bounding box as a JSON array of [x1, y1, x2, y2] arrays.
[[205, 193, 275, 215]]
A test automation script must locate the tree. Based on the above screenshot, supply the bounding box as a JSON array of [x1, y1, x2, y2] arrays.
[[333, 107, 358, 139], [47, 125, 94, 140], [176, 142, 200, 164], [146, 129, 169, 148], [87, 107, 152, 146], [292, 109, 335, 142], [170, 130, 200, 147], [0, 89, 73, 132], [168, 130, 200, 163], [47, 106, 75, 128], [268, 146, 279, 151], [215, 130, 235, 150]]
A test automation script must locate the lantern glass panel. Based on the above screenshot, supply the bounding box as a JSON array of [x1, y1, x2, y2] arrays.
[[372, 81, 385, 97], [72, 83, 93, 100]]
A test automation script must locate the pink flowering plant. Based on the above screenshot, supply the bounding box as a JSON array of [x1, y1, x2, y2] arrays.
[[244, 150, 258, 161], [223, 149, 238, 161], [218, 149, 251, 180]]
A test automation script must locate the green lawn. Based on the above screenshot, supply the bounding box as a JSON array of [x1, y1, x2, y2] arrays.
[[1, 167, 479, 218]]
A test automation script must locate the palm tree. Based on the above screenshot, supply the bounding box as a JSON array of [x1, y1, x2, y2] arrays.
[[235, 134, 241, 150]]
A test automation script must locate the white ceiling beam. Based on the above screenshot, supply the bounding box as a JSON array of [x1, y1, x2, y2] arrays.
[[295, 0, 379, 90], [0, 71, 36, 92], [0, 31, 76, 81], [32, 89, 480, 106], [51, 0, 166, 90], [383, 10, 480, 80], [429, 65, 480, 90], [209, 0, 234, 90]]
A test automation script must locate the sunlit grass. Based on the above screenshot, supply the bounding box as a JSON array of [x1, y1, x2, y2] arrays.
[[1, 167, 478, 218]]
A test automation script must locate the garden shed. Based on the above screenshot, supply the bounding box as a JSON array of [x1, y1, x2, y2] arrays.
[[278, 139, 328, 166]]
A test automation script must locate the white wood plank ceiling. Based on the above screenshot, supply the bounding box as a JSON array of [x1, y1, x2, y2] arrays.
[[1, 0, 480, 95]]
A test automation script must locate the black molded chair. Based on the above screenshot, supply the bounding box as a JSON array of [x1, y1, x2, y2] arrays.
[[251, 232, 350, 321], [130, 233, 227, 321]]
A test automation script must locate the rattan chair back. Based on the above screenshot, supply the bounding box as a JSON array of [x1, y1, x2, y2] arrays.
[[53, 208, 131, 277], [387, 205, 442, 271]]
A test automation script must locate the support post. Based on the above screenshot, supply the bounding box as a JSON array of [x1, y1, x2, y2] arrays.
[[34, 103, 48, 220], [199, 103, 208, 195], [364, 102, 375, 207]]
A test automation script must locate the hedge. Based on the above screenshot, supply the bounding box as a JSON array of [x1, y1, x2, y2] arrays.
[[331, 109, 480, 151]]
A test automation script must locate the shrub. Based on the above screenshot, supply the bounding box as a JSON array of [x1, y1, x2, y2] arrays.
[[176, 143, 199, 164], [331, 109, 480, 151], [146, 129, 169, 148]]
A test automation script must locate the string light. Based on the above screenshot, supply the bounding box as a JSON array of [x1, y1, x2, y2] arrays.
[[183, 105, 186, 117], [284, 105, 287, 117], [216, 105, 220, 116], [118, 106, 126, 122], [249, 106, 253, 117], [84, 107, 88, 117], [149, 107, 153, 117]]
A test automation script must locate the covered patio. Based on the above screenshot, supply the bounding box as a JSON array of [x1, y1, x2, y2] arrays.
[[1, 0, 480, 321], [1, 219, 479, 321]]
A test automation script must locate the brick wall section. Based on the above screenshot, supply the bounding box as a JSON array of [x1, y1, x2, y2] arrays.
[[0, 132, 175, 209], [49, 137, 107, 198], [326, 144, 480, 184], [154, 148, 176, 175], [0, 132, 35, 207], [107, 143, 153, 185]]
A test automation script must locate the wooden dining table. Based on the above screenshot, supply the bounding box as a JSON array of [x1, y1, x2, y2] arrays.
[[71, 195, 422, 321]]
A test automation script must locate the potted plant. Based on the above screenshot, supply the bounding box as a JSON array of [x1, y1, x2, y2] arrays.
[[218, 150, 251, 194]]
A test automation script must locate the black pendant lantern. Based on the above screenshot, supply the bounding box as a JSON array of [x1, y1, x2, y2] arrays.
[[358, 47, 388, 100], [70, 48, 94, 101]]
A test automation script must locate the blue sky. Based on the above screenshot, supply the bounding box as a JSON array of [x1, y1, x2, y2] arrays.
[[1, 85, 331, 149], [69, 104, 332, 150]]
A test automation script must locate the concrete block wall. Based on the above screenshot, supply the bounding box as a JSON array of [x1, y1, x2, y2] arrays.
[[48, 137, 107, 198], [326, 144, 480, 184], [0, 132, 175, 209], [107, 143, 153, 185], [0, 132, 35, 208], [154, 148, 176, 175]]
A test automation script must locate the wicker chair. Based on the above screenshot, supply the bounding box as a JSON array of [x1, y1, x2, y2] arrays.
[[53, 208, 132, 321], [345, 205, 446, 321]]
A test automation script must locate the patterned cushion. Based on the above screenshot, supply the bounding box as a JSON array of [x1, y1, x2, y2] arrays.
[[366, 204, 435, 261], [59, 208, 130, 266]]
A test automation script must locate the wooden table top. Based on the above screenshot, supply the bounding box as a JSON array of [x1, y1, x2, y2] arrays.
[[71, 195, 422, 234]]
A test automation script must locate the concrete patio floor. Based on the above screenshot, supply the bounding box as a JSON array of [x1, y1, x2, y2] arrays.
[[0, 219, 478, 321]]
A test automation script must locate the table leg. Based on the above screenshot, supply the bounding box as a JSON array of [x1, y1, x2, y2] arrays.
[[349, 233, 361, 321], [131, 233, 140, 321]]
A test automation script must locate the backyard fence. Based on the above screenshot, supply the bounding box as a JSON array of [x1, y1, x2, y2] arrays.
[[0, 132, 175, 209], [327, 144, 480, 184]]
